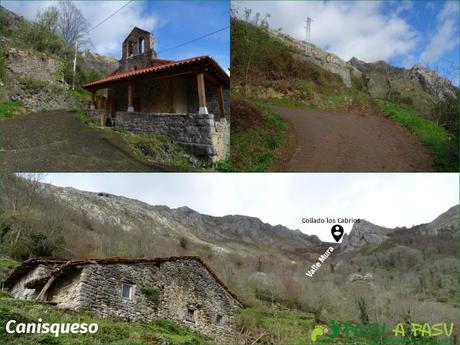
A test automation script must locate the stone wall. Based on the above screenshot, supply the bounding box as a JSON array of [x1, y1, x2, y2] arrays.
[[115, 112, 230, 161], [5, 48, 76, 112], [9, 264, 58, 300], [47, 260, 241, 343]]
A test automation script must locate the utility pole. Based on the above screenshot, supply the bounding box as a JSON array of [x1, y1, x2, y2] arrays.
[[72, 39, 78, 90], [305, 16, 313, 56]]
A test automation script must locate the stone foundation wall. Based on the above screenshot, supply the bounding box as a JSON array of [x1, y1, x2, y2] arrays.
[[47, 260, 241, 343], [115, 112, 230, 161]]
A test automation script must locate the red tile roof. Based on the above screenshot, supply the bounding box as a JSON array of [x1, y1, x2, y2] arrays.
[[83, 55, 229, 89]]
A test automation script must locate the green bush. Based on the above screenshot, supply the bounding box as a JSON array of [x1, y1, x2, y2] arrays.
[[141, 287, 160, 304], [74, 107, 98, 127], [27, 231, 62, 257], [0, 100, 22, 118]]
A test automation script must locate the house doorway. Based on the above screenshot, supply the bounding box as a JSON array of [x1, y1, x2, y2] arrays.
[[133, 98, 141, 112]]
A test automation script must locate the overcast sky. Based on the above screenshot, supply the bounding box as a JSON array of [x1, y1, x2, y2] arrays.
[[2, 0, 230, 71], [39, 173, 458, 242], [233, 0, 459, 84]]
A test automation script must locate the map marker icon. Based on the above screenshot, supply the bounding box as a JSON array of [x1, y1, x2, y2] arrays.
[[331, 225, 344, 242]]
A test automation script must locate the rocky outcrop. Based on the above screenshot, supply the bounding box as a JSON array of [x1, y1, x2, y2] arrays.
[[408, 64, 457, 101], [267, 29, 360, 87], [4, 48, 76, 112], [348, 57, 458, 119], [341, 220, 391, 253], [80, 49, 119, 76]]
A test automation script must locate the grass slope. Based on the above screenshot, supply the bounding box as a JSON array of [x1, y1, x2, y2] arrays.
[[375, 99, 458, 171], [231, 98, 288, 171], [0, 291, 210, 345], [238, 306, 314, 344]]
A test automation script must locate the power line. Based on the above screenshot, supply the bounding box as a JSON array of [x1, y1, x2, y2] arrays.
[[84, 0, 134, 36], [157, 26, 229, 54], [72, 0, 133, 89]]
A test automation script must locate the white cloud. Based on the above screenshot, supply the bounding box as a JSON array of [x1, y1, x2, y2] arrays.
[[2, 1, 157, 57], [234, 0, 418, 62], [394, 0, 413, 16], [40, 173, 459, 242], [76, 1, 157, 57], [420, 1, 459, 64]]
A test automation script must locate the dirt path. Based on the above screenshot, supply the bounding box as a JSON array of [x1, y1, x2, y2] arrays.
[[273, 105, 435, 172], [0, 111, 173, 172]]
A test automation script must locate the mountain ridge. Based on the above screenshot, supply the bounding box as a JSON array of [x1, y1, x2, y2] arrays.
[[40, 181, 458, 255]]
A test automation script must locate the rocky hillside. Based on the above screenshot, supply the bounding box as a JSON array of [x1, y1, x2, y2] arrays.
[[341, 205, 459, 253], [340, 220, 392, 252], [41, 183, 322, 254], [81, 49, 118, 76], [38, 181, 459, 257], [349, 57, 458, 119], [0, 5, 118, 113], [266, 25, 457, 110], [267, 28, 362, 88]]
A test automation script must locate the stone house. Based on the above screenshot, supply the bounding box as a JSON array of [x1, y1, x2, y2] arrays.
[[83, 27, 230, 161], [3, 256, 243, 342]]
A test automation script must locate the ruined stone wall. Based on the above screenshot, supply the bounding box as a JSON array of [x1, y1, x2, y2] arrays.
[[46, 270, 85, 311], [115, 112, 230, 161], [9, 265, 57, 300], [47, 261, 241, 343]]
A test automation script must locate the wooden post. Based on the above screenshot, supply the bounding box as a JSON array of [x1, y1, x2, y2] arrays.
[[196, 73, 208, 114], [90, 91, 96, 110], [218, 85, 225, 118], [36, 276, 55, 301], [127, 82, 134, 112]]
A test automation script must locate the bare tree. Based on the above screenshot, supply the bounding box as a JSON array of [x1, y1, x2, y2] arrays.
[[37, 6, 59, 34], [57, 0, 89, 45], [428, 62, 458, 132]]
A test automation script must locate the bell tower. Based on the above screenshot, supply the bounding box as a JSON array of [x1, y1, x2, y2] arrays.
[[119, 27, 156, 72]]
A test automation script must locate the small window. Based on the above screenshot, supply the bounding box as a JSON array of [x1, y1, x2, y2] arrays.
[[215, 314, 223, 325], [139, 37, 144, 54], [121, 283, 134, 300], [185, 308, 195, 322], [128, 41, 134, 57], [133, 66, 137, 71]]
